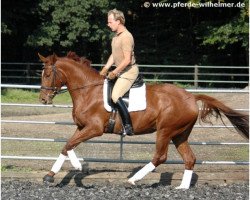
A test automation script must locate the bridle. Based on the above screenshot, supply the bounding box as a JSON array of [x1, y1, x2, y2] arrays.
[[41, 64, 65, 98], [40, 64, 104, 98]]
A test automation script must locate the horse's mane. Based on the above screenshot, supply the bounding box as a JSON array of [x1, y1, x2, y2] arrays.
[[66, 51, 91, 67], [64, 51, 99, 76]]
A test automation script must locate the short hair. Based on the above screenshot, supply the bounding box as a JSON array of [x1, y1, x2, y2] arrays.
[[108, 9, 125, 25]]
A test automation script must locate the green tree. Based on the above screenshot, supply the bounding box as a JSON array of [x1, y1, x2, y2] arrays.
[[1, 0, 248, 67], [1, 0, 39, 61], [201, 0, 249, 50], [193, 0, 249, 65], [26, 0, 111, 61], [1, 23, 11, 35]]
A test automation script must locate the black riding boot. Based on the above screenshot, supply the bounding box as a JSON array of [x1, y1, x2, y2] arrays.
[[116, 97, 134, 136]]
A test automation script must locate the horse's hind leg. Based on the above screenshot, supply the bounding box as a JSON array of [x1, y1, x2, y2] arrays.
[[172, 128, 196, 189], [128, 130, 170, 185]]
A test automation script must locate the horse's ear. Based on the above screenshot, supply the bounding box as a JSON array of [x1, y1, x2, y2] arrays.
[[52, 53, 58, 64], [38, 53, 46, 63]]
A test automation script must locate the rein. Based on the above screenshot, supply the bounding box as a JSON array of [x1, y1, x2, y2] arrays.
[[66, 82, 104, 93], [41, 64, 104, 95]]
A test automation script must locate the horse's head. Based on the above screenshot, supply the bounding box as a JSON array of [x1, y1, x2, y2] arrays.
[[38, 53, 65, 104]]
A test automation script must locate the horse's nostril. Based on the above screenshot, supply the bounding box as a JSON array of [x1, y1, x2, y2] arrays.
[[40, 98, 47, 104]]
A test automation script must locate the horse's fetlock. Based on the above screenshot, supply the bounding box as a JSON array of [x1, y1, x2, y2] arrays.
[[159, 155, 167, 163], [152, 155, 167, 166], [61, 148, 69, 156]]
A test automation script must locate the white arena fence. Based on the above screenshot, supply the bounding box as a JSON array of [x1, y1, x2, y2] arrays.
[[1, 84, 249, 165], [1, 62, 249, 88]]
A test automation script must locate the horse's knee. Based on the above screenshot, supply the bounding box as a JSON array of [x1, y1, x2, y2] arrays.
[[61, 132, 104, 155], [94, 132, 104, 137]]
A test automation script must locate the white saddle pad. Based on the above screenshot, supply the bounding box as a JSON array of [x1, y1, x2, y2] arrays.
[[103, 79, 146, 112]]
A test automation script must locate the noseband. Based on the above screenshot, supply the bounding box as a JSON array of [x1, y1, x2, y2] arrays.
[[41, 64, 65, 96]]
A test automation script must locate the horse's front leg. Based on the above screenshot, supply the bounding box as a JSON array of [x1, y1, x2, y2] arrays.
[[43, 126, 103, 183]]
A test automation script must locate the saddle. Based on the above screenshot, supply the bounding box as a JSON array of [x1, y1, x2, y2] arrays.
[[105, 74, 144, 133], [107, 74, 144, 108]]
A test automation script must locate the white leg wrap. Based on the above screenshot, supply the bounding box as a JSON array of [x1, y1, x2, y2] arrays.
[[51, 153, 67, 174], [175, 169, 193, 189], [67, 149, 82, 171], [128, 162, 155, 185]]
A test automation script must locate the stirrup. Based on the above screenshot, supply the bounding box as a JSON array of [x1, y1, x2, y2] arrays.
[[122, 124, 134, 136]]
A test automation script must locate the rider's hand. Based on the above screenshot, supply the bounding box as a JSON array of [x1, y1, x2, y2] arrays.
[[99, 67, 108, 76], [107, 71, 116, 80]]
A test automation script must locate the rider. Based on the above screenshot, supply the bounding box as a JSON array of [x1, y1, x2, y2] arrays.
[[100, 9, 139, 136]]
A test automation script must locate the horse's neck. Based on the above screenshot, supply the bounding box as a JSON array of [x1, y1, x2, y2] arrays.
[[58, 60, 102, 104], [59, 60, 101, 89]]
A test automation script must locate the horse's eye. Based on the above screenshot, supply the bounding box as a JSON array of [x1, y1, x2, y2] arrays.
[[43, 68, 52, 78], [45, 74, 51, 79]]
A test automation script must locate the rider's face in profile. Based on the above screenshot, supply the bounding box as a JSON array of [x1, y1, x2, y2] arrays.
[[107, 14, 120, 32]]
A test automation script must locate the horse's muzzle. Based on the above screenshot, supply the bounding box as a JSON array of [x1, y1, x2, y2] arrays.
[[39, 94, 53, 104], [40, 98, 53, 105]]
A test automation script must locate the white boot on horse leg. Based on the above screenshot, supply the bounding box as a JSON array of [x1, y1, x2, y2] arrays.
[[175, 169, 193, 189], [128, 162, 155, 185], [51, 153, 67, 174], [67, 149, 82, 171], [44, 153, 66, 183]]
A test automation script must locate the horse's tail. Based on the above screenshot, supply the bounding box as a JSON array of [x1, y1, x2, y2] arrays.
[[195, 94, 249, 139]]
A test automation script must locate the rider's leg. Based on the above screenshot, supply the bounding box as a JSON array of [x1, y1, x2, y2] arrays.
[[111, 67, 138, 136], [115, 97, 133, 135]]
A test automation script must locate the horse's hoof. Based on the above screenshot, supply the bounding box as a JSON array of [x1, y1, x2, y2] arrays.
[[127, 179, 136, 185], [175, 186, 189, 190], [43, 174, 54, 183]]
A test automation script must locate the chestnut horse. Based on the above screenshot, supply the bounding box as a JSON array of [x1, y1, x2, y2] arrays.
[[38, 52, 248, 189]]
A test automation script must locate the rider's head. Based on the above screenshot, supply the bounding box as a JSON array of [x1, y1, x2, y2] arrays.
[[107, 9, 125, 32]]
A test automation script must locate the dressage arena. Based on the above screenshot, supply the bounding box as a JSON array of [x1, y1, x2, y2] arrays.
[[1, 90, 249, 199]]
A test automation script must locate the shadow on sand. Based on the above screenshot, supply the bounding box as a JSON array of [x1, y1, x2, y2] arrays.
[[54, 163, 199, 188]]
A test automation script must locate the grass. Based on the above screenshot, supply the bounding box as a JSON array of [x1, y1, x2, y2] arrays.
[[216, 146, 249, 161], [173, 82, 193, 88], [1, 89, 72, 104], [1, 140, 64, 157], [1, 165, 33, 172]]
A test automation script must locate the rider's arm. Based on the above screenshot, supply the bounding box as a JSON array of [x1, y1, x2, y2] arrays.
[[112, 51, 131, 75], [104, 54, 114, 70]]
